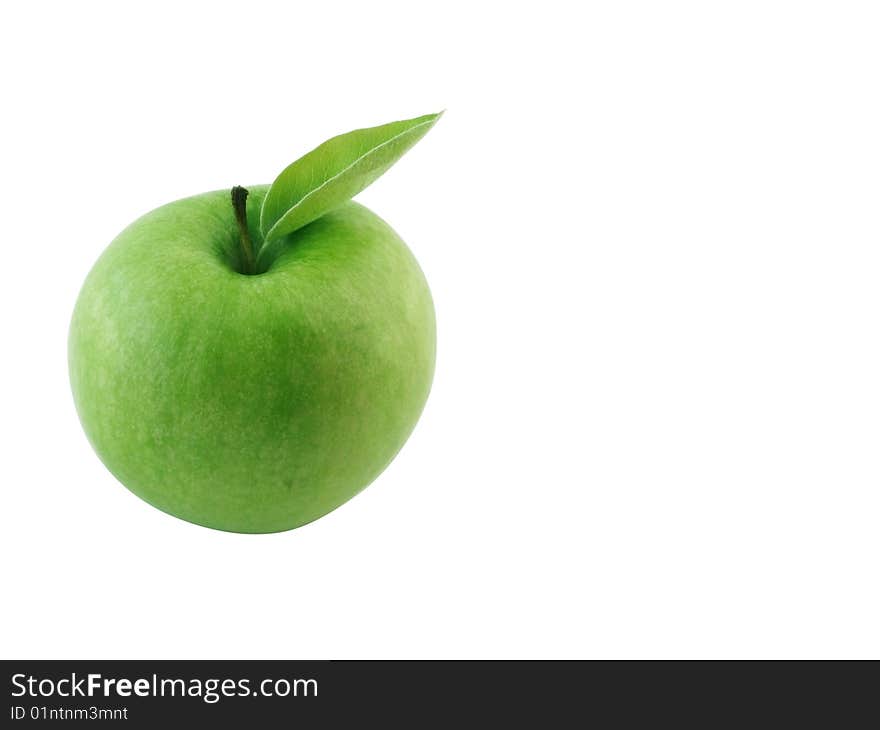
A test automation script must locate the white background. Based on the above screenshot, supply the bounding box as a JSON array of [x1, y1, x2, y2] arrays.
[[1, 1, 879, 659]]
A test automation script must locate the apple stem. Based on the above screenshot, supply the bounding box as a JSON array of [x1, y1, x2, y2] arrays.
[[231, 186, 256, 275]]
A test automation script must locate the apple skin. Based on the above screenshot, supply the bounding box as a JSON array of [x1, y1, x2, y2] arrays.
[[69, 185, 435, 533]]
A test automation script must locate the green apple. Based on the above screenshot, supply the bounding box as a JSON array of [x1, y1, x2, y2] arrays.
[[69, 113, 441, 533]]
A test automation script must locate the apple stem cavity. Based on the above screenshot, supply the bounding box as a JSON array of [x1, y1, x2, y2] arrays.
[[231, 186, 256, 275]]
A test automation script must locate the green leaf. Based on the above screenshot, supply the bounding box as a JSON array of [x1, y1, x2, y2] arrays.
[[257, 112, 442, 263]]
